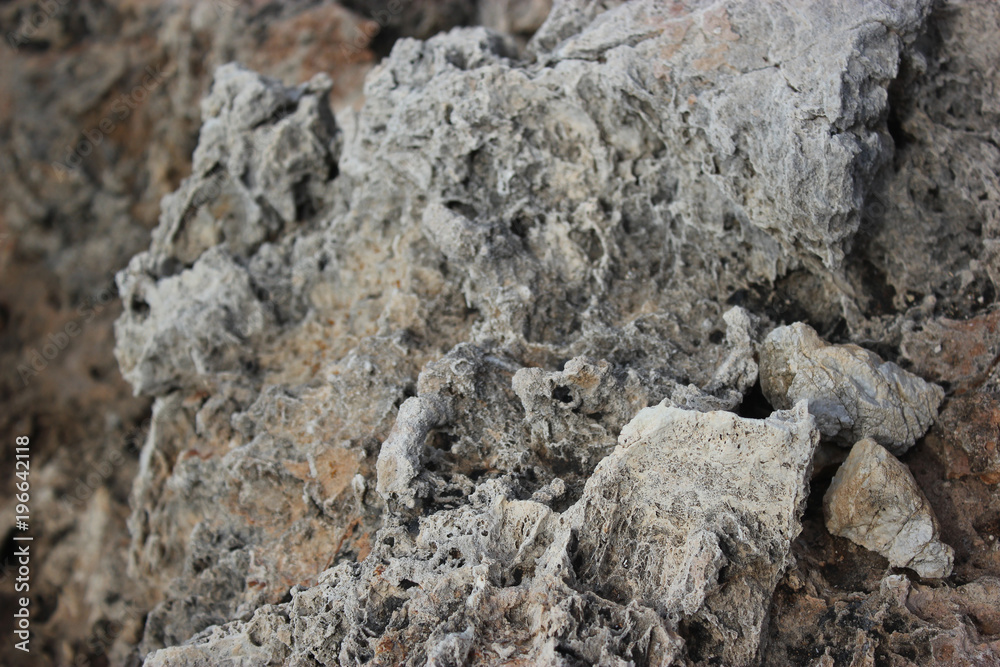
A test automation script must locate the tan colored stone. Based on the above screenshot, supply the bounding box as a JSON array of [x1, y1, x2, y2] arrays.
[[825, 438, 953, 578]]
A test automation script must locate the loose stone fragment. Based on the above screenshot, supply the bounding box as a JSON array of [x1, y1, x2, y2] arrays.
[[760, 322, 944, 455], [824, 438, 954, 579]]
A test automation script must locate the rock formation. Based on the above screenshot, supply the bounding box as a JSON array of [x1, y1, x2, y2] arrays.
[[146, 403, 820, 665], [3, 0, 1000, 664], [760, 322, 944, 454]]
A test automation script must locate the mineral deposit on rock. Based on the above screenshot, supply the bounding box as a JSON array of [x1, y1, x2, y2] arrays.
[[760, 322, 944, 454], [824, 437, 954, 579]]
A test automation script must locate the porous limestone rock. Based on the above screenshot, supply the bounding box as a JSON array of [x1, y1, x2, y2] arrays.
[[853, 0, 1000, 316], [114, 246, 275, 396], [824, 438, 954, 579], [557, 401, 820, 665], [101, 0, 1000, 663], [760, 322, 944, 454], [144, 402, 819, 666], [0, 0, 982, 663]]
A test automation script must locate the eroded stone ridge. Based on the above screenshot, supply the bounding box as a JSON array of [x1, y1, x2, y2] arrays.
[[109, 0, 954, 662], [144, 403, 819, 665]]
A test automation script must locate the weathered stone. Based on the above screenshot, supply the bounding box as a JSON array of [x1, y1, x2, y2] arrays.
[[116, 0, 948, 661], [114, 247, 275, 396], [825, 438, 953, 578], [761, 322, 944, 454], [767, 573, 1000, 666], [559, 402, 820, 664], [853, 0, 1000, 316], [899, 309, 1000, 394], [12, 0, 1000, 664], [142, 402, 819, 665]]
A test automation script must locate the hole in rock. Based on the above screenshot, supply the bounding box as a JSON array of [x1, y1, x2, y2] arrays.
[[130, 296, 150, 317], [737, 380, 773, 420], [510, 215, 537, 239], [445, 200, 478, 220], [552, 385, 574, 404], [569, 228, 603, 263], [292, 178, 316, 221]]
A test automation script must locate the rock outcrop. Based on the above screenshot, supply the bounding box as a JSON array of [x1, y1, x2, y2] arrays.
[[108, 0, 997, 663], [146, 403, 819, 665], [4, 0, 1000, 664]]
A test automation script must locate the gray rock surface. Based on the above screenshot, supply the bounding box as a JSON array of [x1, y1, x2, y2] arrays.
[[760, 322, 944, 454], [824, 437, 954, 579], [145, 402, 818, 666], [74, 0, 1000, 664]]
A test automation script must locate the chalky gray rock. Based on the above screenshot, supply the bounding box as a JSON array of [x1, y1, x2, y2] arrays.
[[144, 403, 819, 666]]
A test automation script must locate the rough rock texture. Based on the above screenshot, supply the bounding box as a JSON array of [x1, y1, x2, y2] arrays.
[[572, 403, 819, 664], [929, 392, 1000, 485], [760, 322, 944, 454], [114, 63, 340, 396], [145, 403, 819, 666], [825, 437, 953, 579], [107, 0, 1000, 664], [899, 309, 1000, 395], [854, 0, 1000, 317], [111, 0, 944, 656], [767, 572, 1000, 666], [5, 0, 1000, 665]]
